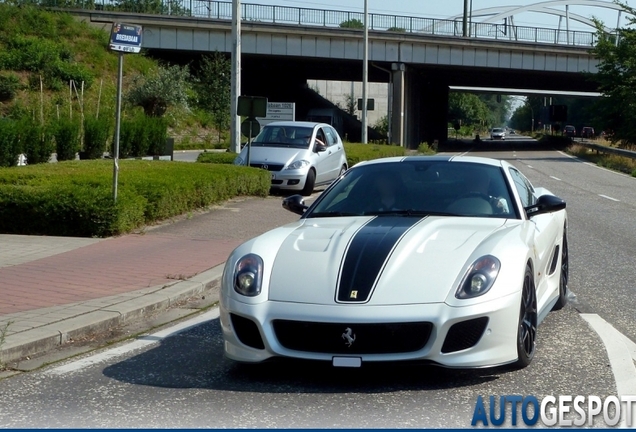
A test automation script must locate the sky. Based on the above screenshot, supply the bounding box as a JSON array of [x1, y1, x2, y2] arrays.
[[240, 0, 636, 32]]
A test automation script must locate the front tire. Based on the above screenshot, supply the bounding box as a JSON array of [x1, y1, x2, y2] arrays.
[[301, 168, 316, 196], [514, 265, 537, 369], [552, 225, 569, 310]]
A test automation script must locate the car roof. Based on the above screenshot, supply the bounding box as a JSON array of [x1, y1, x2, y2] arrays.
[[263, 121, 326, 128]]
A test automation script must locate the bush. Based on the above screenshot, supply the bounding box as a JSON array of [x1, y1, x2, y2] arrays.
[[343, 142, 407, 166], [0, 73, 21, 102], [83, 116, 110, 159], [145, 116, 168, 156], [0, 119, 21, 167], [53, 117, 81, 161], [19, 116, 55, 165], [197, 151, 237, 164], [0, 160, 271, 237]]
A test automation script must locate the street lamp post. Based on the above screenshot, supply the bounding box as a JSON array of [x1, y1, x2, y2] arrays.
[[361, 0, 368, 144]]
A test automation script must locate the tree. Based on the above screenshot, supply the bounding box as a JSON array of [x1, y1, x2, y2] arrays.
[[339, 19, 364, 29], [115, 0, 190, 16], [125, 64, 191, 117], [194, 52, 231, 143], [589, 1, 636, 147], [448, 92, 490, 128]]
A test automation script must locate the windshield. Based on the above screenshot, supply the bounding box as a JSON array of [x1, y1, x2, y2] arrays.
[[307, 160, 519, 219], [252, 125, 314, 149]]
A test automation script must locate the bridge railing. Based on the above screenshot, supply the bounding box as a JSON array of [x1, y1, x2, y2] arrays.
[[8, 0, 599, 47]]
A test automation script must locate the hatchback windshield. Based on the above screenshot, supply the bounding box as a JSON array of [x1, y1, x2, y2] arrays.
[[308, 160, 518, 219], [252, 125, 314, 149]]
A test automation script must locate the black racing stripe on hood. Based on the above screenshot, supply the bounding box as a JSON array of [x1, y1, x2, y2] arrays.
[[336, 216, 424, 303]]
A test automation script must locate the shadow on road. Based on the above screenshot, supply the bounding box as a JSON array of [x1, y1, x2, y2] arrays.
[[102, 318, 508, 393]]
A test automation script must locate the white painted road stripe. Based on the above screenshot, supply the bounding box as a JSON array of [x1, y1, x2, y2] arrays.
[[45, 308, 220, 375], [581, 313, 636, 428], [599, 194, 620, 202], [550, 176, 561, 181]]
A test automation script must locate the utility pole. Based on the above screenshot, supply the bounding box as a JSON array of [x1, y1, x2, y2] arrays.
[[230, 0, 241, 153]]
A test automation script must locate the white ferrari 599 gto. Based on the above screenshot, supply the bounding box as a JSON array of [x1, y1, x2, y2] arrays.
[[219, 156, 568, 369]]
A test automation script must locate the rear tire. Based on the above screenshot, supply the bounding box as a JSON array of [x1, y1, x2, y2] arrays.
[[514, 265, 537, 369], [552, 225, 569, 310], [301, 169, 316, 196]]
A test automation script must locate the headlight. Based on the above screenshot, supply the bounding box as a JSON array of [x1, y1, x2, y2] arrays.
[[286, 160, 310, 170], [455, 255, 500, 299], [233, 254, 264, 296], [233, 156, 244, 165]]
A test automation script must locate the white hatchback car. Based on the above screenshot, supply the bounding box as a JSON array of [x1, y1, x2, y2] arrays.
[[233, 121, 348, 196], [490, 128, 506, 140]]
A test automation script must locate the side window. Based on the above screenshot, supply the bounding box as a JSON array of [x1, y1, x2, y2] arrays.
[[508, 168, 536, 208], [328, 126, 340, 145], [322, 127, 335, 146]]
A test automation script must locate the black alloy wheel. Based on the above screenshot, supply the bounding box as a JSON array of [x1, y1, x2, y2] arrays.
[[515, 265, 537, 368]]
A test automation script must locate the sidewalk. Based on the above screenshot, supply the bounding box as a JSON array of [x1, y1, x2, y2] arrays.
[[0, 195, 301, 368]]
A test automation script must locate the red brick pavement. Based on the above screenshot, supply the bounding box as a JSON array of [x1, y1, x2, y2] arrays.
[[0, 234, 241, 315]]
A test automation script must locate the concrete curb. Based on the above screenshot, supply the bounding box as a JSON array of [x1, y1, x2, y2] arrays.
[[0, 264, 224, 365]]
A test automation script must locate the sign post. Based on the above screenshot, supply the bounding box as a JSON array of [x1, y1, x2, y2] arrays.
[[238, 96, 267, 166], [108, 23, 142, 203]]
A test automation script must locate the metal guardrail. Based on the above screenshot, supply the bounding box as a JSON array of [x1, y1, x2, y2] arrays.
[[7, 0, 598, 47], [575, 140, 636, 159]]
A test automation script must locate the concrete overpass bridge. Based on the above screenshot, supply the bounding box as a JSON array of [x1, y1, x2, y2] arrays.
[[66, 0, 609, 147]]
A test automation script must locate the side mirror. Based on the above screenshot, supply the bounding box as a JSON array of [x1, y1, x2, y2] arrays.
[[525, 194, 566, 218], [282, 194, 308, 216], [315, 143, 327, 152]]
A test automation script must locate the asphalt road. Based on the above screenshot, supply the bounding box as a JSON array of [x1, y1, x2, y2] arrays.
[[0, 142, 634, 428]]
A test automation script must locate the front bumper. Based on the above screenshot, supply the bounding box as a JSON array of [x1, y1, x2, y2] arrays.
[[269, 169, 307, 191], [219, 291, 522, 368]]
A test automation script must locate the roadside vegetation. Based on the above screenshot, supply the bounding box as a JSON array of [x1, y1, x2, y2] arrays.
[[567, 142, 636, 177]]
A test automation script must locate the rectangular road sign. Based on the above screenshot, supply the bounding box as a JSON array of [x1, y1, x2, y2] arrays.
[[109, 23, 143, 53]]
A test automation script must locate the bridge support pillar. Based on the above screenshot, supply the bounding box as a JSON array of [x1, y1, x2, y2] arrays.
[[412, 74, 449, 149], [390, 63, 406, 147]]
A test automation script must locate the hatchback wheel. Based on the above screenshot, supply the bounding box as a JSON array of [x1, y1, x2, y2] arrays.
[[301, 169, 316, 196]]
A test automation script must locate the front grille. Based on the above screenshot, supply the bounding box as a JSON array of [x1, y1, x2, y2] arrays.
[[230, 313, 265, 349], [250, 163, 284, 172], [272, 320, 432, 354], [441, 317, 489, 353]]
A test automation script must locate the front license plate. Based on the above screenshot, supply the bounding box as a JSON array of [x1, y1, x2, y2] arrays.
[[332, 357, 362, 368]]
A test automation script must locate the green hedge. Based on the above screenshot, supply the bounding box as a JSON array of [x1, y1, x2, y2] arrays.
[[195, 144, 408, 167], [0, 160, 270, 237], [343, 143, 407, 166], [196, 151, 238, 164]]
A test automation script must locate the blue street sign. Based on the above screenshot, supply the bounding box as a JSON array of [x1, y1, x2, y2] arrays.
[[109, 23, 143, 53]]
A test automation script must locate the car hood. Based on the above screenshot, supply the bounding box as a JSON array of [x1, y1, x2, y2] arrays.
[[241, 146, 310, 167], [267, 215, 508, 305]]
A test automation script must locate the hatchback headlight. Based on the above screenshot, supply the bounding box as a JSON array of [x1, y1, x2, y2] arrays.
[[455, 255, 500, 299], [286, 160, 310, 170], [233, 254, 264, 297]]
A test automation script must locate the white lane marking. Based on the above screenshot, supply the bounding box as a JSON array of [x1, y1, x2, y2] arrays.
[[45, 308, 220, 376], [550, 176, 561, 181], [526, 165, 533, 169], [581, 313, 636, 428], [599, 194, 620, 202]]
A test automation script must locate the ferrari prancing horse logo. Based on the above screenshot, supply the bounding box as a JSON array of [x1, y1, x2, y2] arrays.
[[350, 290, 358, 299], [342, 327, 356, 347]]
